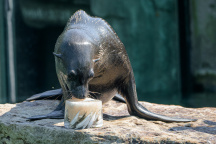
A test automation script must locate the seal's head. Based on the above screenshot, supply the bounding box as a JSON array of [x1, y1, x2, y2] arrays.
[[53, 29, 96, 100]]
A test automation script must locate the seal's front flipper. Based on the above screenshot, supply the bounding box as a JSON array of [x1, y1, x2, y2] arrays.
[[113, 94, 126, 103], [27, 109, 64, 120], [27, 97, 65, 120], [26, 88, 63, 101]]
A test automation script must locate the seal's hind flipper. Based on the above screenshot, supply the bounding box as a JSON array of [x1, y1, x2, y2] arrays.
[[27, 97, 65, 121], [120, 73, 197, 122], [26, 89, 63, 101], [113, 94, 126, 103], [27, 109, 64, 120]]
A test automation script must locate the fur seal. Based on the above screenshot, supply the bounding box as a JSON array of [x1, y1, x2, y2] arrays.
[[27, 10, 196, 122]]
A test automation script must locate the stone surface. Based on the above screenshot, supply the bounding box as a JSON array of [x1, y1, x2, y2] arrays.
[[0, 100, 215, 144]]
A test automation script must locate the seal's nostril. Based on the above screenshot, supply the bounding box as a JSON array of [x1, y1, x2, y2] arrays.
[[79, 78, 85, 85]]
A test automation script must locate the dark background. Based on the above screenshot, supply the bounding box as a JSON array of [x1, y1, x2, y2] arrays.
[[1, 0, 216, 108]]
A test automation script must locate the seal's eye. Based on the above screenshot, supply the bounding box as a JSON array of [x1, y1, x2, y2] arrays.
[[68, 70, 77, 81], [93, 58, 100, 63], [88, 69, 94, 79]]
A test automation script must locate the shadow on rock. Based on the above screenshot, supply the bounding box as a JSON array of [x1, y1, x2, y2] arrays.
[[103, 114, 130, 121], [169, 120, 216, 135], [204, 120, 216, 126]]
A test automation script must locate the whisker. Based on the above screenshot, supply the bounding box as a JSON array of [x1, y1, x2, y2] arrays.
[[89, 91, 101, 95]]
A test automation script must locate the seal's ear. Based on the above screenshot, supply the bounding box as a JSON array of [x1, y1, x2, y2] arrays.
[[93, 58, 100, 63], [53, 52, 62, 59]]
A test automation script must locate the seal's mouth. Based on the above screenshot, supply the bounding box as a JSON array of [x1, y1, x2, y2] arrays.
[[59, 72, 87, 100], [65, 80, 86, 100]]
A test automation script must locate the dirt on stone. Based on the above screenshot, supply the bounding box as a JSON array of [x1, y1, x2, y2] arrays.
[[0, 100, 215, 143]]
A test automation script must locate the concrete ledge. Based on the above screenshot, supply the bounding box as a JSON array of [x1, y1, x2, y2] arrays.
[[0, 100, 216, 143]]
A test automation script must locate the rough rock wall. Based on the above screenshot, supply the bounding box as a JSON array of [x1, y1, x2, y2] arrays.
[[191, 0, 216, 92], [0, 100, 216, 143]]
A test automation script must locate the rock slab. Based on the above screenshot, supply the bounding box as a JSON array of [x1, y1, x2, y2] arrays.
[[0, 100, 216, 144]]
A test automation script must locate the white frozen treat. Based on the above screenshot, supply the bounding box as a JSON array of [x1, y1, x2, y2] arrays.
[[64, 98, 103, 129]]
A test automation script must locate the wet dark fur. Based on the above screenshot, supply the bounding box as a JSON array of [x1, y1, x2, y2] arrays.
[[27, 10, 196, 122]]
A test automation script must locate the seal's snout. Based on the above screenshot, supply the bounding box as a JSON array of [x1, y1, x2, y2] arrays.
[[76, 94, 86, 99], [70, 85, 88, 99], [76, 85, 88, 98]]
